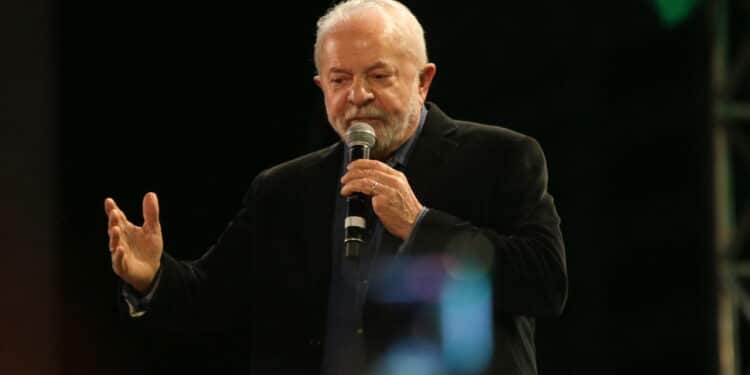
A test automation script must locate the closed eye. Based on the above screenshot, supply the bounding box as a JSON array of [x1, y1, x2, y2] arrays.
[[329, 77, 351, 86], [372, 73, 392, 80]]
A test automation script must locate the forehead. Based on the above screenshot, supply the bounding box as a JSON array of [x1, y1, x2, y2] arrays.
[[318, 10, 409, 72]]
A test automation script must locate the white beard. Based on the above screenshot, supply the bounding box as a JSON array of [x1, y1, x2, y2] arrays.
[[334, 94, 421, 160]]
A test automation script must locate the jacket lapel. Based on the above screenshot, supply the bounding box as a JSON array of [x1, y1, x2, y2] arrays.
[[404, 103, 459, 207], [377, 104, 460, 255], [301, 142, 343, 341]]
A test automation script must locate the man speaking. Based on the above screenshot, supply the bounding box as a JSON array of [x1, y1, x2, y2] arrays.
[[105, 1, 568, 373]]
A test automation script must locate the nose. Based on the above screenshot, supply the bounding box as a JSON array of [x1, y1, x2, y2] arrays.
[[347, 77, 374, 106]]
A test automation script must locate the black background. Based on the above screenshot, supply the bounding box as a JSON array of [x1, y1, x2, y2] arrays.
[[2, 0, 718, 374]]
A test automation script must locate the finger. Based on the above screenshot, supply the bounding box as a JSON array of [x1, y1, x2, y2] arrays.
[[340, 168, 364, 184], [105, 199, 122, 231], [341, 167, 399, 186], [112, 247, 125, 276], [108, 208, 129, 236], [106, 198, 135, 234], [142, 192, 161, 232], [113, 246, 130, 276], [109, 225, 121, 252], [341, 178, 392, 197], [114, 206, 132, 229], [104, 197, 118, 216], [347, 159, 399, 175], [108, 208, 120, 231]]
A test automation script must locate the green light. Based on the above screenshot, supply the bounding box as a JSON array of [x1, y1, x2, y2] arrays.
[[653, 0, 701, 28]]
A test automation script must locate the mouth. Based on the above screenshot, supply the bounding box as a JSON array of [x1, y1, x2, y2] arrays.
[[347, 117, 383, 126]]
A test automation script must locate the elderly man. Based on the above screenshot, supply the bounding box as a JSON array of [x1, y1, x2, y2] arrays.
[[105, 1, 567, 374]]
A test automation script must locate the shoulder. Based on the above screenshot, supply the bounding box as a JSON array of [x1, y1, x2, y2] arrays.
[[455, 121, 547, 180], [240, 143, 340, 206], [426, 103, 543, 161], [251, 142, 341, 190], [426, 102, 532, 144], [455, 119, 530, 145]]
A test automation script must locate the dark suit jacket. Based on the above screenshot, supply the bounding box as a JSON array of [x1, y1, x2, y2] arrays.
[[140, 103, 567, 374]]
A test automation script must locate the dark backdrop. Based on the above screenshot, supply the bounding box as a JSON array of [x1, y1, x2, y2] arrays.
[[2, 1, 715, 374]]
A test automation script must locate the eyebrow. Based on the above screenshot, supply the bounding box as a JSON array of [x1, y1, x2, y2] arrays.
[[365, 62, 391, 72], [328, 68, 351, 75], [327, 61, 393, 75]]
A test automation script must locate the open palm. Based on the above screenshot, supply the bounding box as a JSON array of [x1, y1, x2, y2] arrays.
[[105, 192, 163, 294]]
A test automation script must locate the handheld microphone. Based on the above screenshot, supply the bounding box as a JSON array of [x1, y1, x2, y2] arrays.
[[344, 122, 376, 259]]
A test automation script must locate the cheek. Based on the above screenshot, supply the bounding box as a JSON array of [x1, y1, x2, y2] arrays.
[[380, 88, 411, 113], [325, 92, 346, 116]]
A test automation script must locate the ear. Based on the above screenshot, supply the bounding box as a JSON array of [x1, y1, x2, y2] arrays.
[[313, 75, 322, 89], [418, 63, 437, 101]]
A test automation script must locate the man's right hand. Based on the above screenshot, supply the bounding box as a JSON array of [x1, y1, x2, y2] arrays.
[[105, 192, 164, 294]]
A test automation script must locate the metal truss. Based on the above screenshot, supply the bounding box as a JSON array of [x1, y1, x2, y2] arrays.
[[711, 0, 750, 374]]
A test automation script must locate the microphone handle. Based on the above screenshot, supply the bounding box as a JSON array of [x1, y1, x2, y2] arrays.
[[344, 192, 368, 258], [349, 143, 369, 161], [344, 144, 370, 259]]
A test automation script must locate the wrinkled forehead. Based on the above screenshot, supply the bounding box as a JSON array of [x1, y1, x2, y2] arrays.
[[321, 8, 387, 49], [318, 9, 417, 71]]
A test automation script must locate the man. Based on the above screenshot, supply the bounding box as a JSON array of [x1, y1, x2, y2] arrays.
[[105, 0, 567, 374]]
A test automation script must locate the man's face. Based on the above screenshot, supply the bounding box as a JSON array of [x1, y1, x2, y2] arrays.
[[314, 12, 433, 159]]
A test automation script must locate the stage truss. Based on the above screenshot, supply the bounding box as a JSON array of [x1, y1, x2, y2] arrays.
[[711, 0, 750, 374]]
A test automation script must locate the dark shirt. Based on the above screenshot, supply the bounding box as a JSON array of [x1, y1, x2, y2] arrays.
[[322, 107, 428, 375]]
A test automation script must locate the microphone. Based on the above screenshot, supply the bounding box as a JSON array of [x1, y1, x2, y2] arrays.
[[344, 122, 376, 259]]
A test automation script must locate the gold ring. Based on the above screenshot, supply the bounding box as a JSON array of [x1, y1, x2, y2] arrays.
[[371, 180, 379, 195]]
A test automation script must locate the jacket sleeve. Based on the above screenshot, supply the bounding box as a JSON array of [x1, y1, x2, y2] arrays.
[[408, 136, 567, 317], [120, 172, 264, 332]]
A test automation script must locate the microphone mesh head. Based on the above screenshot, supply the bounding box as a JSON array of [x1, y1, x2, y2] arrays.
[[346, 122, 376, 148]]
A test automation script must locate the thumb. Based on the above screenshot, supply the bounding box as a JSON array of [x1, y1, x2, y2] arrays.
[[142, 192, 161, 231]]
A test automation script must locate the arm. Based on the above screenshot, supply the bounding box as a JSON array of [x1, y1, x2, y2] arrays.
[[341, 136, 567, 317], [411, 136, 567, 317], [106, 177, 261, 330]]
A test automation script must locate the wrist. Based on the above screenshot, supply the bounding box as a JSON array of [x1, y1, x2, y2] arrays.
[[132, 264, 160, 295]]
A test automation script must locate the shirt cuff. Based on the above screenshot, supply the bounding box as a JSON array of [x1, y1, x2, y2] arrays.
[[121, 269, 162, 318], [397, 207, 429, 253]]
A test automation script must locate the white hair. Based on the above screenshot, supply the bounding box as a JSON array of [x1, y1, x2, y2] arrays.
[[313, 0, 428, 71]]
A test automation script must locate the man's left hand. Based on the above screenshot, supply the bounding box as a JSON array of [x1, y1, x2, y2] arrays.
[[340, 159, 423, 240]]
